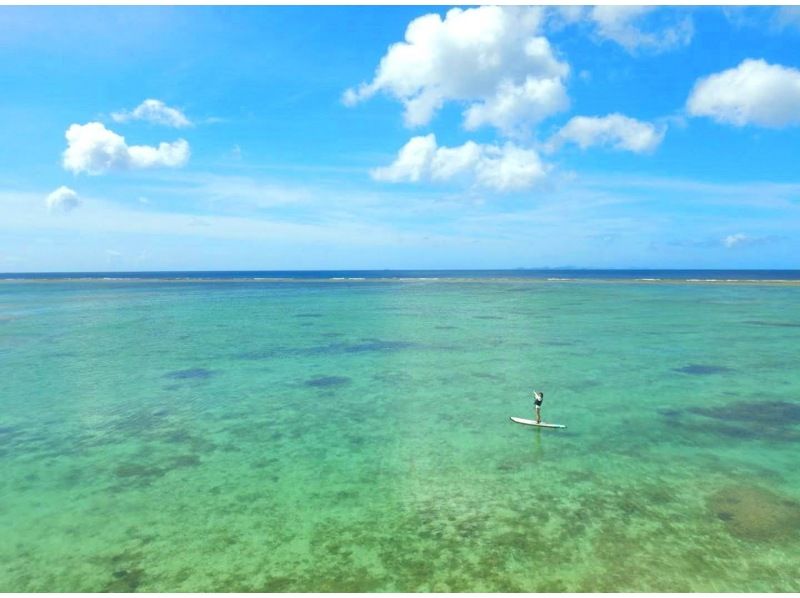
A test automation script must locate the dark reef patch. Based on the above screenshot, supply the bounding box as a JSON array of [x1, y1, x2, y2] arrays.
[[708, 485, 800, 541], [236, 349, 275, 360], [673, 364, 732, 375], [682, 399, 800, 442], [434, 325, 457, 330], [305, 375, 352, 388], [237, 338, 417, 361], [339, 340, 416, 353], [113, 453, 202, 487], [114, 463, 166, 486], [164, 368, 215, 380], [104, 567, 145, 592], [162, 430, 194, 444], [473, 315, 504, 320], [98, 551, 147, 593], [259, 576, 296, 592], [295, 313, 322, 318], [170, 454, 202, 469], [657, 408, 682, 419], [0, 425, 18, 437], [688, 400, 800, 426]]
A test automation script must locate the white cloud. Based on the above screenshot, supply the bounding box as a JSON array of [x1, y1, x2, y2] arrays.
[[111, 99, 192, 128], [723, 233, 749, 248], [722, 233, 779, 248], [774, 7, 800, 30], [588, 6, 693, 54], [687, 59, 800, 128], [371, 134, 549, 192], [343, 6, 569, 133], [548, 113, 666, 153], [63, 122, 190, 175], [547, 6, 587, 29], [463, 73, 569, 135], [45, 186, 80, 212]]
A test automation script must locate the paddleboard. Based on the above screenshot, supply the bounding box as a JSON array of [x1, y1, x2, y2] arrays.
[[510, 416, 566, 429]]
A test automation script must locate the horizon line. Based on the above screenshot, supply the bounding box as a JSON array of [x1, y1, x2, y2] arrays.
[[3, 267, 800, 276]]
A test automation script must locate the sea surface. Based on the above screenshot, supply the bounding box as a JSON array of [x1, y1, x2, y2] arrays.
[[2, 271, 800, 591]]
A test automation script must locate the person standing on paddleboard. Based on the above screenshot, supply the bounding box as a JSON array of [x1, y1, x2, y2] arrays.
[[533, 390, 544, 423]]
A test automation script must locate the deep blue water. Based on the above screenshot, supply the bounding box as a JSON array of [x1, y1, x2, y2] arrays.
[[2, 269, 799, 281]]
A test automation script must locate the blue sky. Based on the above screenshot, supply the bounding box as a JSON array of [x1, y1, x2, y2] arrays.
[[2, 5, 800, 272]]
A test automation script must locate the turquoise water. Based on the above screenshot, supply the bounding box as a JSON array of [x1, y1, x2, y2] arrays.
[[2, 278, 800, 591]]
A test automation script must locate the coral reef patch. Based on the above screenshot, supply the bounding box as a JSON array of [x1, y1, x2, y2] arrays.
[[685, 399, 800, 441], [689, 400, 800, 426], [305, 376, 352, 388], [708, 485, 800, 542], [164, 368, 215, 380]]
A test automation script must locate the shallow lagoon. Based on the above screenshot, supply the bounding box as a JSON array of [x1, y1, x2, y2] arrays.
[[1, 278, 799, 591]]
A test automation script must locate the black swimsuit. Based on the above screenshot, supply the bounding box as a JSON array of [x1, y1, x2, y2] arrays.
[[535, 398, 543, 407]]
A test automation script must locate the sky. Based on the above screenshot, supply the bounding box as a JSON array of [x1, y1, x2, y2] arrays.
[[2, 4, 800, 272]]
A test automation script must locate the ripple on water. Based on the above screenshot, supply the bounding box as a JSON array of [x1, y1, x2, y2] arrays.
[[744, 320, 800, 328]]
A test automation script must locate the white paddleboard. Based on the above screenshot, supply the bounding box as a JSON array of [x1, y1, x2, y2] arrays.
[[510, 416, 566, 429]]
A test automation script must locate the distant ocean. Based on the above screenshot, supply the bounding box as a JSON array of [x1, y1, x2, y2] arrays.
[[3, 268, 800, 282], [2, 271, 799, 591]]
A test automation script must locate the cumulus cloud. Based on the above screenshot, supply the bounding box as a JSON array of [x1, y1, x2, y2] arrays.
[[548, 113, 666, 153], [371, 134, 549, 192], [723, 233, 749, 248], [45, 186, 80, 212], [111, 99, 192, 128], [343, 6, 569, 133], [63, 122, 190, 175], [588, 6, 693, 53], [722, 233, 780, 248], [687, 59, 800, 128], [463, 73, 569, 134]]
